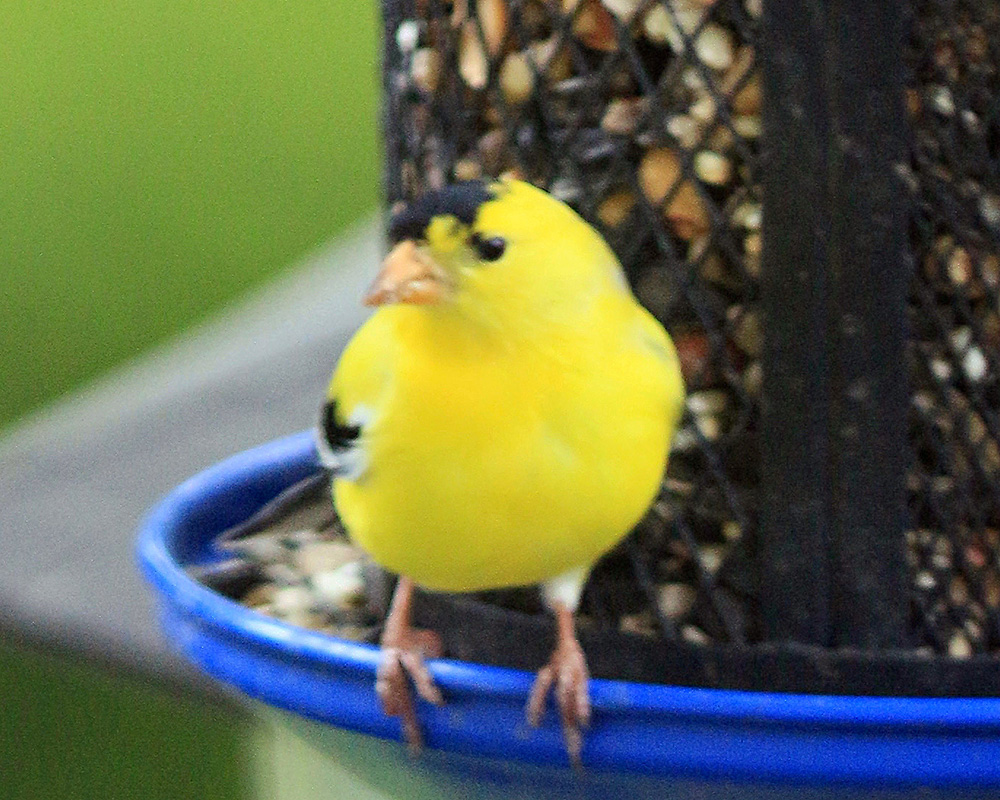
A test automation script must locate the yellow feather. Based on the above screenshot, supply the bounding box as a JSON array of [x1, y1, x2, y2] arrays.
[[327, 180, 685, 592]]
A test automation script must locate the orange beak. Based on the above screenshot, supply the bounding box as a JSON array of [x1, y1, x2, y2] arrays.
[[364, 241, 450, 307]]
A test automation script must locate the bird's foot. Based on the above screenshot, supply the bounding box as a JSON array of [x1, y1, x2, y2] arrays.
[[378, 578, 444, 753], [525, 629, 591, 768]]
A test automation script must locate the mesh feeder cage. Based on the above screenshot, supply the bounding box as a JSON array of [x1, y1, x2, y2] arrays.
[[135, 0, 1000, 792], [382, 0, 1000, 694]]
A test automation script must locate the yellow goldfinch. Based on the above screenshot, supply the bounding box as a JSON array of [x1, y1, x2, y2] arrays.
[[317, 179, 685, 764]]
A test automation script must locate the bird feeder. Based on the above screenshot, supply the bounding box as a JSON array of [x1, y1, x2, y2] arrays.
[[139, 0, 1000, 795], [383, 0, 1000, 686]]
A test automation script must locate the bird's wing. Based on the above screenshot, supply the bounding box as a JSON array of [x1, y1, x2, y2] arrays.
[[317, 397, 365, 477], [315, 313, 392, 480], [632, 302, 679, 369], [215, 470, 334, 546], [634, 303, 686, 410]]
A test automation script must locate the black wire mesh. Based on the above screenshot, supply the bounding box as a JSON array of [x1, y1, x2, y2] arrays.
[[197, 0, 1000, 693], [906, 0, 1000, 657], [383, 0, 763, 648]]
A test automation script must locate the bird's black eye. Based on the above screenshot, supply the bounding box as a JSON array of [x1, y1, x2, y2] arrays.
[[470, 233, 506, 262]]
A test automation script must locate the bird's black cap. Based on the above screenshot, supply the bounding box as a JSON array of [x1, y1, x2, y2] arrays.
[[389, 181, 497, 243]]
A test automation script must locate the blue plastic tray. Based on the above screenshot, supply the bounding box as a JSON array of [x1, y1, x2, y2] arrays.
[[138, 431, 1000, 794]]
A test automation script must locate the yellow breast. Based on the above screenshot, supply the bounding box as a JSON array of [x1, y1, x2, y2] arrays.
[[332, 301, 682, 592]]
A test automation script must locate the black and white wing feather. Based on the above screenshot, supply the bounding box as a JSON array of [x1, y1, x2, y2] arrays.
[[316, 398, 368, 480]]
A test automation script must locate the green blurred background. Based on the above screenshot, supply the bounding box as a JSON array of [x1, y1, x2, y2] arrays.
[[1, 0, 380, 431], [1, 1, 380, 798]]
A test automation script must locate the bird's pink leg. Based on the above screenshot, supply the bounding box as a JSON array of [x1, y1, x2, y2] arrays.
[[376, 576, 444, 752], [525, 601, 591, 768]]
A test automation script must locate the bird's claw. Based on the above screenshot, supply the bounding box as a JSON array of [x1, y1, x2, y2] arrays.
[[525, 637, 591, 768], [377, 628, 444, 753]]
